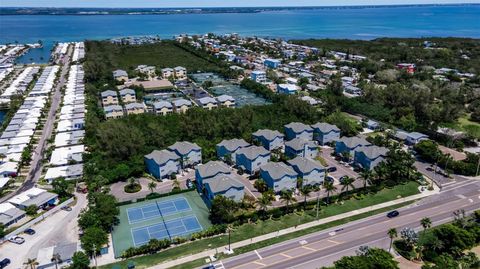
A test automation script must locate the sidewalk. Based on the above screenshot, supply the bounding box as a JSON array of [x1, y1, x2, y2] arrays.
[[146, 187, 439, 269]]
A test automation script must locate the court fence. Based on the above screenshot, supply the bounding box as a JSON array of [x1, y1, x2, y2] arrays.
[[116, 187, 195, 206]]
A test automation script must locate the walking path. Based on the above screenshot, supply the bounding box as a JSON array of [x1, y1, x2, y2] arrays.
[[138, 187, 440, 269]]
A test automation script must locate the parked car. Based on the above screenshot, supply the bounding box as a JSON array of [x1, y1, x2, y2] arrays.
[[186, 179, 193, 189], [0, 258, 11, 269], [24, 228, 35, 235], [326, 176, 335, 183], [387, 210, 400, 218], [8, 236, 25, 244], [327, 166, 337, 173], [61, 206, 72, 211]]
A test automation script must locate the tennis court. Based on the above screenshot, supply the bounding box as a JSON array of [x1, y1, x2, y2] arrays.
[[131, 215, 203, 246], [126, 197, 191, 224]]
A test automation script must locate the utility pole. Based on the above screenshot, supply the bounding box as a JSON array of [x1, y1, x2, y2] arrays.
[[476, 153, 480, 177], [316, 192, 320, 219]]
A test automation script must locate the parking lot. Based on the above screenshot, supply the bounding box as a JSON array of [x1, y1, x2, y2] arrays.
[[320, 147, 360, 182]]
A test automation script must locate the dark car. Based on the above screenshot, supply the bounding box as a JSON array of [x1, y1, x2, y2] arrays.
[[24, 228, 36, 235], [326, 176, 335, 183], [387, 210, 400, 218], [327, 166, 337, 173], [0, 258, 11, 269]]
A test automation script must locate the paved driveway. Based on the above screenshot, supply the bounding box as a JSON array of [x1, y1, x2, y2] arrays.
[[320, 147, 359, 180]]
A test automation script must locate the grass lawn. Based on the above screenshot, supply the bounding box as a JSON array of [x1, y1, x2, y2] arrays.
[[100, 181, 419, 269], [441, 114, 480, 139]]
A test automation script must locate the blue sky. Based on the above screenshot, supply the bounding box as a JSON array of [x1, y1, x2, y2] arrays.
[[1, 0, 478, 8]]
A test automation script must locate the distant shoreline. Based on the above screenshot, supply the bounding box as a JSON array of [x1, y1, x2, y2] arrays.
[[1, 3, 479, 16]]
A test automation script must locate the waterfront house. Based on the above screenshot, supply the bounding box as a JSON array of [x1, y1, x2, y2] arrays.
[[153, 101, 173, 116], [284, 122, 313, 141], [203, 174, 245, 202], [311, 122, 340, 145], [277, 84, 299, 95], [354, 145, 389, 170], [144, 149, 180, 180], [195, 160, 231, 187], [264, 58, 281, 69], [172, 99, 193, 113], [119, 88, 136, 103], [216, 138, 251, 162], [260, 162, 298, 193], [252, 129, 284, 151], [174, 66, 187, 79], [250, 70, 266, 83], [285, 138, 318, 158], [287, 156, 325, 186], [197, 97, 218, 110], [8, 187, 58, 210], [161, 68, 174, 79], [103, 105, 124, 119], [335, 136, 371, 159], [100, 90, 118, 106], [235, 146, 271, 175], [125, 102, 145, 115], [216, 95, 235, 108], [406, 132, 429, 145], [113, 69, 128, 82], [168, 141, 202, 168]]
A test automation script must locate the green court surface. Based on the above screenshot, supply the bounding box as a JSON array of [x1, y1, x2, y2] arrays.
[[111, 191, 211, 258]]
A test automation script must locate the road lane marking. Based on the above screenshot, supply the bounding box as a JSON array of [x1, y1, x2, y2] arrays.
[[253, 261, 266, 266], [327, 239, 341, 244], [255, 250, 262, 259], [302, 246, 316, 251], [280, 253, 293, 258]]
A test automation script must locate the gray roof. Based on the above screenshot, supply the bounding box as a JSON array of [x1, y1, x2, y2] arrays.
[[288, 156, 325, 174], [0, 206, 25, 225], [161, 68, 174, 72], [285, 138, 317, 151], [252, 129, 284, 141], [119, 88, 135, 96], [153, 101, 173, 110], [101, 90, 117, 98], [311, 122, 340, 134], [260, 162, 297, 180], [337, 136, 370, 149], [172, 99, 192, 107], [103, 105, 123, 113], [52, 242, 79, 262], [174, 66, 186, 71], [216, 95, 235, 103], [21, 191, 58, 207], [113, 69, 128, 77], [284, 122, 313, 133], [168, 141, 201, 156], [196, 161, 231, 179], [145, 149, 179, 165], [203, 174, 244, 193], [356, 145, 388, 159], [125, 103, 144, 110], [408, 132, 428, 140], [394, 130, 409, 140], [198, 97, 217, 105], [236, 146, 270, 160], [217, 138, 250, 152]]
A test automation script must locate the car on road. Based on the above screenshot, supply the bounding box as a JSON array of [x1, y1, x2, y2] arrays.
[[426, 167, 434, 172], [24, 228, 35, 235], [0, 258, 11, 269], [8, 236, 25, 244], [61, 206, 72, 211], [327, 166, 337, 173], [387, 210, 400, 218]]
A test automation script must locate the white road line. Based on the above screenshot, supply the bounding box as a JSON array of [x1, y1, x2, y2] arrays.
[[255, 249, 263, 259]]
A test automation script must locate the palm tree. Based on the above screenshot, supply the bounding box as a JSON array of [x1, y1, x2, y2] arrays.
[[172, 178, 181, 190], [388, 228, 397, 252], [340, 176, 355, 195], [359, 169, 373, 189], [51, 253, 62, 269], [420, 217, 432, 233], [23, 258, 39, 269], [148, 181, 157, 193], [127, 177, 137, 187], [257, 193, 273, 216], [323, 181, 337, 205], [299, 185, 312, 209], [280, 190, 297, 212]]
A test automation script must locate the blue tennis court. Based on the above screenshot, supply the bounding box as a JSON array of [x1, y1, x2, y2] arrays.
[[131, 215, 203, 246], [127, 197, 191, 224]]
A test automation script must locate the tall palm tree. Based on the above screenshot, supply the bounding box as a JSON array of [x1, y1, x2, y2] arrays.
[[340, 176, 355, 195], [23, 258, 39, 269], [388, 228, 397, 253], [280, 190, 297, 212], [359, 169, 373, 189], [323, 181, 337, 205], [51, 253, 62, 269], [148, 181, 157, 193], [420, 217, 432, 233], [257, 193, 273, 214], [299, 185, 312, 209]]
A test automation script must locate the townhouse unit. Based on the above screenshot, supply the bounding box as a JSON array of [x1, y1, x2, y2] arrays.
[[250, 70, 266, 83], [285, 138, 318, 159], [288, 156, 325, 186], [195, 160, 232, 187], [100, 90, 118, 106], [203, 174, 245, 203], [216, 138, 251, 161], [119, 88, 136, 103], [144, 149, 180, 180], [153, 101, 173, 116], [197, 96, 218, 110], [335, 136, 371, 159], [284, 122, 314, 141], [235, 146, 271, 175], [125, 102, 145, 115], [161, 68, 174, 79], [167, 141, 202, 168], [104, 105, 124, 119], [135, 65, 156, 77], [260, 162, 298, 193], [174, 66, 187, 79], [264, 58, 281, 69], [216, 95, 235, 108], [172, 99, 193, 113], [311, 122, 341, 145], [252, 129, 284, 151], [354, 145, 389, 170], [113, 69, 128, 82]]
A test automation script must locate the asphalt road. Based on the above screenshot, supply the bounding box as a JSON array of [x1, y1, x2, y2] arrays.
[[218, 179, 480, 269]]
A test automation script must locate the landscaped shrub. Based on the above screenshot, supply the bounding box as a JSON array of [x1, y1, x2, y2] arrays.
[[121, 238, 171, 258]]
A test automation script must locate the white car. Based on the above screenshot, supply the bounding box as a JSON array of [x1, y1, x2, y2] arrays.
[[8, 236, 25, 244]]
